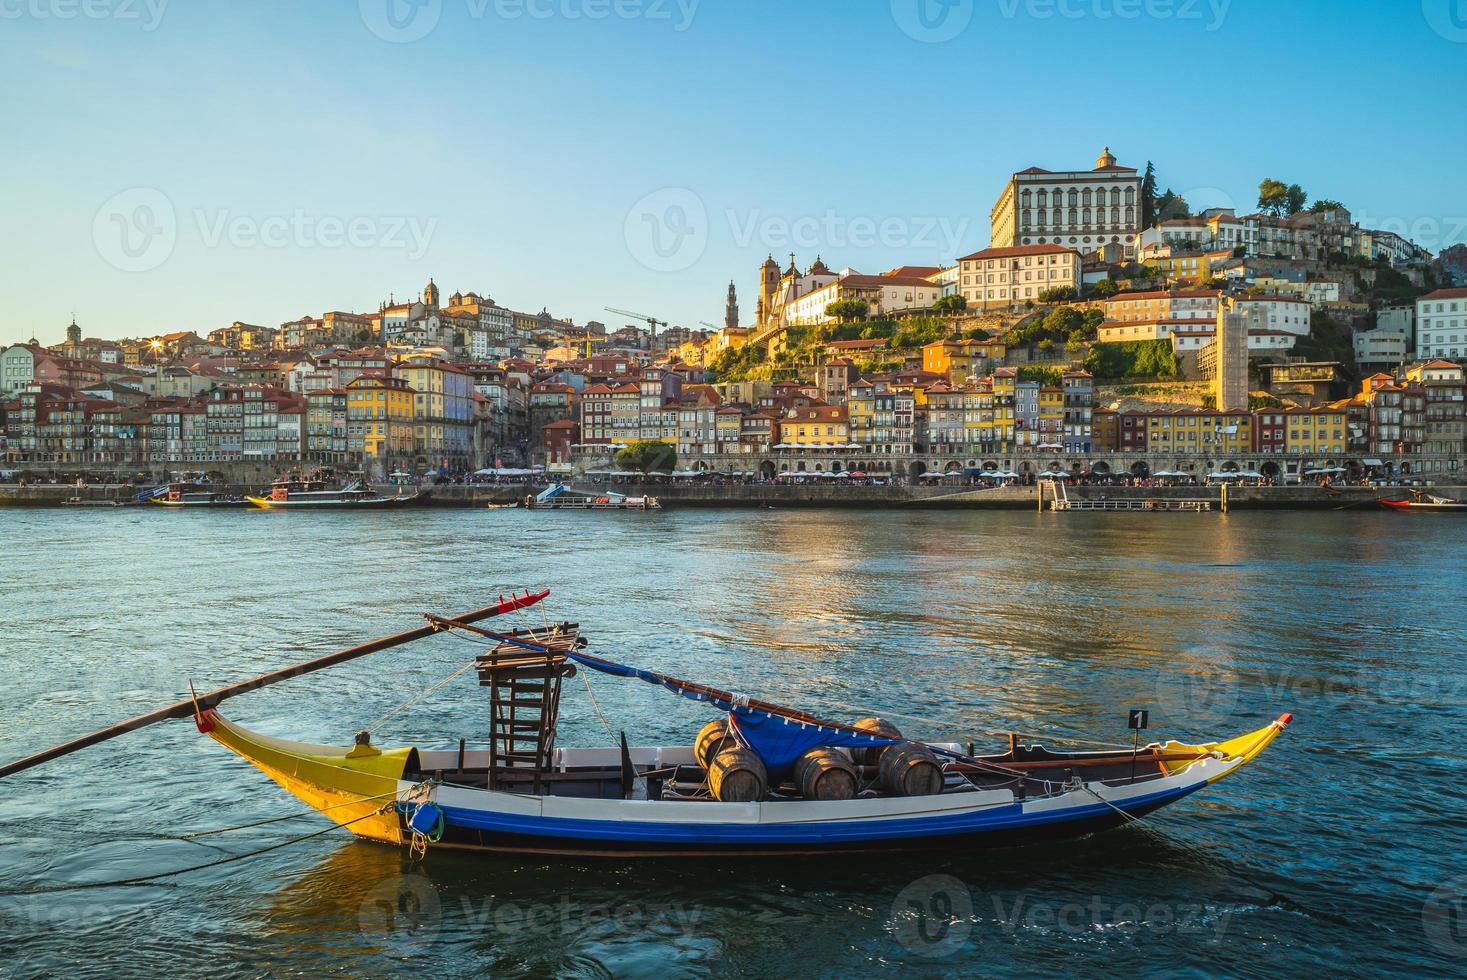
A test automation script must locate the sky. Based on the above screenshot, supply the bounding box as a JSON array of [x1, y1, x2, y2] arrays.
[[2, 0, 1466, 346]]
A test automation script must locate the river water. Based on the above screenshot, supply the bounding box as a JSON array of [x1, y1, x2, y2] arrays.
[[0, 507, 1463, 978]]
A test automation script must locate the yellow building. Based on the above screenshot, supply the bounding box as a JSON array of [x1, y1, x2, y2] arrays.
[[1037, 385, 1064, 448], [847, 381, 875, 449], [991, 368, 1017, 448], [346, 372, 416, 463], [921, 338, 1007, 382], [778, 405, 850, 448], [1151, 249, 1231, 284], [1144, 409, 1252, 454], [1283, 407, 1347, 455]]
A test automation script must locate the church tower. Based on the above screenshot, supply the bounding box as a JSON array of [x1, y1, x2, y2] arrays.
[[66, 317, 82, 348], [757, 255, 780, 327], [725, 281, 739, 329], [423, 278, 440, 310], [1095, 145, 1117, 168]]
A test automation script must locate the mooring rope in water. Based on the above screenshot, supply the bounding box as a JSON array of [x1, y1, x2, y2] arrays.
[[0, 802, 397, 896], [175, 788, 407, 839]]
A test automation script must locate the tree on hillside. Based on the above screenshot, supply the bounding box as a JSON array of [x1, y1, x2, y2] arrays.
[[1093, 277, 1119, 298], [1259, 178, 1308, 216], [1140, 161, 1158, 228], [825, 299, 869, 323], [615, 440, 677, 474], [932, 294, 968, 315], [1037, 285, 1078, 304], [1311, 199, 1346, 213], [1155, 189, 1191, 222]]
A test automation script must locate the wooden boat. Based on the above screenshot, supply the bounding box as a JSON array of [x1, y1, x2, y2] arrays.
[[149, 477, 248, 508], [526, 483, 661, 511], [0, 591, 1291, 862], [247, 475, 419, 510], [1379, 490, 1467, 512]]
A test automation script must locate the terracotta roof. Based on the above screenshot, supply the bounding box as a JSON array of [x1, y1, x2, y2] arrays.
[[958, 244, 1078, 261], [1419, 287, 1467, 302]]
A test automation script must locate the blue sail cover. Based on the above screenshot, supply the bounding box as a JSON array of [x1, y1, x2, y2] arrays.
[[728, 710, 899, 775], [563, 648, 902, 774]]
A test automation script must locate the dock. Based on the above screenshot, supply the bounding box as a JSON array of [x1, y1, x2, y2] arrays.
[[1039, 479, 1217, 513]]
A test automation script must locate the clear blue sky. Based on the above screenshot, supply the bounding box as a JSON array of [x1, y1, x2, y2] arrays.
[[2, 0, 1465, 345]]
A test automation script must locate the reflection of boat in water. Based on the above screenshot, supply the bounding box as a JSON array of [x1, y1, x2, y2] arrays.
[[247, 475, 420, 510], [149, 473, 248, 508], [0, 591, 1292, 863], [1379, 489, 1467, 512], [525, 483, 660, 511]]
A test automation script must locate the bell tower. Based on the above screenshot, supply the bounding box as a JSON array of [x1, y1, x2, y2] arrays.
[[423, 278, 440, 309], [757, 255, 779, 327], [725, 281, 739, 329], [66, 317, 82, 348]]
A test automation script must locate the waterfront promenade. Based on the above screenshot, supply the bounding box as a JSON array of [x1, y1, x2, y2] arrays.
[[1, 480, 1450, 510]]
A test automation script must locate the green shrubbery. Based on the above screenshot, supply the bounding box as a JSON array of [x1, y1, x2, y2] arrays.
[[1083, 340, 1178, 381]]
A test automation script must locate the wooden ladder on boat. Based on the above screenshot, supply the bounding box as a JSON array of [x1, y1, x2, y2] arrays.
[[475, 624, 581, 793]]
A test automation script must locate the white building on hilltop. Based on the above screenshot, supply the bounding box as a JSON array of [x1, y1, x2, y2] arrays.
[[989, 147, 1143, 260], [1415, 287, 1467, 360]]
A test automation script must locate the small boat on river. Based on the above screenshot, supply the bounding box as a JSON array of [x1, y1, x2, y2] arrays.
[[1379, 489, 1467, 512], [525, 483, 661, 511], [149, 473, 248, 508], [0, 591, 1291, 861], [246, 474, 420, 510]]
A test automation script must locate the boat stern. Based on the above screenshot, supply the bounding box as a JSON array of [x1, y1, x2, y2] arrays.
[[1158, 712, 1293, 785]]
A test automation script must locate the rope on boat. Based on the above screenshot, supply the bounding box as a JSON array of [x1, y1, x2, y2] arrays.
[[175, 789, 407, 839], [0, 802, 398, 896], [364, 660, 479, 735], [580, 670, 618, 742], [815, 701, 1137, 750], [1077, 785, 1354, 927]]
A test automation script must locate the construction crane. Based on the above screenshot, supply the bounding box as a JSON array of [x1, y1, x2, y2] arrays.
[[604, 307, 667, 341]]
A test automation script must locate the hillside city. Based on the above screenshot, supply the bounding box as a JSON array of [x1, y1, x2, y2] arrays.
[[6, 147, 1467, 485]]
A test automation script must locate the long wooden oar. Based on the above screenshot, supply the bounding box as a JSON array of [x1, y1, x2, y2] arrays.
[[0, 589, 550, 780]]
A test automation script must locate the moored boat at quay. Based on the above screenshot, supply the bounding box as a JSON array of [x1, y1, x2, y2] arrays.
[[1379, 489, 1467, 512], [148, 473, 248, 508], [246, 473, 421, 509], [0, 591, 1291, 862]]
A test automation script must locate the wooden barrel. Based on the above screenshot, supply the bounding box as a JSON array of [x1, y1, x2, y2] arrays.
[[852, 717, 903, 766], [878, 742, 944, 797], [694, 718, 738, 769], [707, 747, 768, 803], [793, 748, 858, 801]]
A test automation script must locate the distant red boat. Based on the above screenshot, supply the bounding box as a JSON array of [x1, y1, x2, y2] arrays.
[[1380, 491, 1467, 512]]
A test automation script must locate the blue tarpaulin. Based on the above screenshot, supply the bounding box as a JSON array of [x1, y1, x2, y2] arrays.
[[564, 648, 902, 773], [729, 710, 899, 775]]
